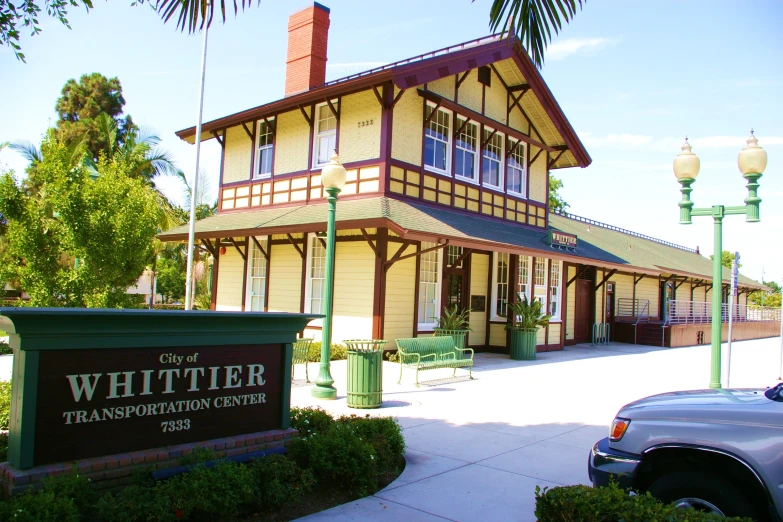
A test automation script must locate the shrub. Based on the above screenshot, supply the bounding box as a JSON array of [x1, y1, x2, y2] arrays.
[[336, 414, 405, 475], [250, 454, 315, 509], [178, 446, 216, 466], [0, 490, 80, 522], [535, 483, 751, 522], [97, 461, 256, 521], [307, 342, 347, 361], [95, 485, 173, 522], [289, 422, 378, 496], [290, 406, 334, 438], [383, 350, 399, 363], [0, 432, 8, 462], [40, 471, 96, 519], [0, 380, 11, 430], [0, 341, 11, 355]]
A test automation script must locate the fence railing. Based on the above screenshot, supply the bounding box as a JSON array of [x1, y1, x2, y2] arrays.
[[668, 300, 782, 325], [617, 298, 650, 323]]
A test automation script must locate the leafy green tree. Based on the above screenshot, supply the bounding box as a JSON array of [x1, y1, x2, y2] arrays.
[[549, 174, 569, 215], [710, 251, 741, 270], [0, 132, 162, 307], [487, 0, 586, 68], [155, 255, 186, 302], [3, 0, 259, 61], [749, 281, 781, 309], [54, 73, 136, 162]]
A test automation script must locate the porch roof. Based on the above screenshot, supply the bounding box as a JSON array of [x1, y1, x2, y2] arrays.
[[158, 197, 765, 290]]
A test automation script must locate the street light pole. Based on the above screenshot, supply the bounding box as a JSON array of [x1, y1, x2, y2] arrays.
[[312, 153, 346, 400], [674, 132, 768, 389]]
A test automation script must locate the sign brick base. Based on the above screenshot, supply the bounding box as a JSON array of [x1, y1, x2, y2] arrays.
[[0, 428, 298, 497]]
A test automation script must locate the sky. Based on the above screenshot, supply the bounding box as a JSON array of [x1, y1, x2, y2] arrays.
[[1, 0, 782, 285]]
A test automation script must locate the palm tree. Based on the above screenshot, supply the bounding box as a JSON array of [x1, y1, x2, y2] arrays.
[[487, 0, 586, 68], [154, 0, 261, 33]]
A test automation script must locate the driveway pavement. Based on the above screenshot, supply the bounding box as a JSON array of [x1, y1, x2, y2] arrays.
[[291, 337, 782, 521]]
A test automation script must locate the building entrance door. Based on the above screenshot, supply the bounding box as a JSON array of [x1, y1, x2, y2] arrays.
[[442, 246, 469, 314], [575, 279, 592, 343]]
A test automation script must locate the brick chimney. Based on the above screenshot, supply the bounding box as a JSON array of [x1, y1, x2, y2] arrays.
[[285, 2, 330, 97]]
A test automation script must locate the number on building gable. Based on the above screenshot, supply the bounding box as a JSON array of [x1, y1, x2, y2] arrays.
[[357, 119, 374, 128]]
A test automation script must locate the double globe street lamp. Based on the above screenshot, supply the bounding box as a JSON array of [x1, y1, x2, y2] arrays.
[[311, 153, 347, 400], [674, 131, 768, 389]]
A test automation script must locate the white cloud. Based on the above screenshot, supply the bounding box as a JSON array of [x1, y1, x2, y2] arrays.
[[547, 37, 617, 61], [326, 62, 387, 71], [580, 132, 783, 151]]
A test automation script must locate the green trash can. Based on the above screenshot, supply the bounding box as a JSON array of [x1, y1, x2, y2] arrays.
[[345, 339, 387, 409]]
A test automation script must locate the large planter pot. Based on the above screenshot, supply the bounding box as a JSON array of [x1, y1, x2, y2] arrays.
[[433, 329, 468, 350], [510, 328, 538, 360]]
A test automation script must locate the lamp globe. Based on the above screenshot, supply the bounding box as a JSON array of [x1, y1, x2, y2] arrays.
[[673, 138, 701, 181]]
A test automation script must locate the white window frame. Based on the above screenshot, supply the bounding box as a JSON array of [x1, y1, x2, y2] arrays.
[[423, 102, 451, 176], [417, 241, 443, 330], [490, 252, 510, 321], [312, 102, 338, 169], [254, 119, 274, 179], [454, 117, 479, 183], [506, 138, 527, 197], [481, 127, 504, 191], [517, 255, 532, 303], [533, 257, 549, 312], [244, 236, 269, 311], [548, 260, 563, 320], [304, 233, 327, 326]]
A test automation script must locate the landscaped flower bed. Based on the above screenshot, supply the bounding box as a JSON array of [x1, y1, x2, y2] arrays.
[[0, 406, 405, 521]]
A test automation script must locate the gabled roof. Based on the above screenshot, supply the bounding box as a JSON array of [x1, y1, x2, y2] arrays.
[[175, 34, 590, 169], [157, 197, 763, 290]]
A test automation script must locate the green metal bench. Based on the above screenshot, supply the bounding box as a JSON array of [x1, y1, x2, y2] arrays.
[[292, 338, 312, 382], [395, 336, 474, 386]]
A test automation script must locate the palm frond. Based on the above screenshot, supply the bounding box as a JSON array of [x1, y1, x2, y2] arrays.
[[485, 0, 585, 69], [9, 141, 42, 163], [154, 0, 261, 33]]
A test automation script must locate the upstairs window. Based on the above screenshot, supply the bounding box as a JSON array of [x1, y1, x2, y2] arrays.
[[255, 120, 274, 179], [424, 104, 450, 174], [314, 103, 337, 167], [454, 118, 478, 182], [482, 129, 504, 189], [506, 139, 526, 196]]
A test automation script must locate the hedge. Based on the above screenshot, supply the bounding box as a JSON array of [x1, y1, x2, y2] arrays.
[[535, 483, 751, 522]]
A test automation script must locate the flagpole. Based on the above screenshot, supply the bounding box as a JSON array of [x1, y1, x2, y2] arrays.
[[184, 22, 209, 310]]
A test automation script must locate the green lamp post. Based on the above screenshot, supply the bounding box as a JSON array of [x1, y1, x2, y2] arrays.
[[311, 153, 347, 400], [674, 132, 768, 389]]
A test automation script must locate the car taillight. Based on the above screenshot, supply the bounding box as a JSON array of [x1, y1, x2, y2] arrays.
[[609, 418, 630, 441]]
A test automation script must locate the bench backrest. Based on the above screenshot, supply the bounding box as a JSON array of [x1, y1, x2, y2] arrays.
[[292, 338, 312, 365], [396, 336, 455, 359]]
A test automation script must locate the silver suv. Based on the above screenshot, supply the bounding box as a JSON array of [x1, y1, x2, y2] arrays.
[[588, 384, 783, 521]]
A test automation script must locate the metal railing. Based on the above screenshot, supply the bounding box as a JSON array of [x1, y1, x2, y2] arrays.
[[617, 298, 650, 323], [668, 300, 782, 325], [633, 301, 650, 345]]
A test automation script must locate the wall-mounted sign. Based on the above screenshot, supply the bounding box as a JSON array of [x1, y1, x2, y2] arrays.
[[34, 344, 283, 466], [470, 295, 486, 312], [548, 230, 578, 249]]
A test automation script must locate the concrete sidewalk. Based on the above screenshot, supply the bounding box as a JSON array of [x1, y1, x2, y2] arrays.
[[292, 338, 782, 521]]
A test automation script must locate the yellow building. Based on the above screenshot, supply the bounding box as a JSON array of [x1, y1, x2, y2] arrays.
[[160, 3, 774, 351]]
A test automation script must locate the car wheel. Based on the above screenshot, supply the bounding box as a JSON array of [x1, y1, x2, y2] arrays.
[[647, 471, 762, 519]]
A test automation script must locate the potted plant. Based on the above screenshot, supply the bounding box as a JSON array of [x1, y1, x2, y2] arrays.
[[433, 304, 472, 351], [507, 295, 552, 360]]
